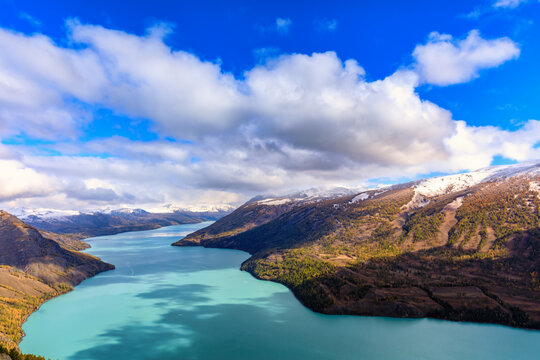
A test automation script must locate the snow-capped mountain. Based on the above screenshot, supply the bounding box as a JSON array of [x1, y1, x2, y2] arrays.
[[13, 208, 81, 222], [251, 161, 539, 210], [254, 185, 366, 206], [21, 208, 228, 238], [174, 160, 540, 329]]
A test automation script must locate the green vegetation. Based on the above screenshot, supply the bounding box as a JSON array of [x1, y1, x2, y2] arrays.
[[449, 180, 539, 253], [0, 211, 112, 351], [0, 282, 70, 347], [243, 250, 335, 288], [243, 250, 337, 310], [178, 178, 540, 328], [403, 212, 444, 243]]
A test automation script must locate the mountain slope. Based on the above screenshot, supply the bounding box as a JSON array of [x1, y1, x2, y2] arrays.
[[23, 209, 228, 238], [0, 211, 114, 348], [173, 161, 540, 329]]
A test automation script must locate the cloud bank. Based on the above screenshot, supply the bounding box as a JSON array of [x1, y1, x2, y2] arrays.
[[0, 23, 537, 212]]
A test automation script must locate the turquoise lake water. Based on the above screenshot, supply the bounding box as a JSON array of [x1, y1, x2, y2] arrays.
[[20, 222, 540, 359]]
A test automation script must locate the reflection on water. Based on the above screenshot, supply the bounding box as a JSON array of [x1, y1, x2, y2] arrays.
[[20, 223, 540, 360]]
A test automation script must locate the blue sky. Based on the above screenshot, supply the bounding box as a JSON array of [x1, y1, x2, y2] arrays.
[[0, 0, 538, 213], [2, 0, 538, 130]]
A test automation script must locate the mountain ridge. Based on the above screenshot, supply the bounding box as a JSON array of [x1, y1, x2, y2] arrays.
[[22, 209, 229, 239], [0, 211, 114, 349], [173, 161, 540, 329]]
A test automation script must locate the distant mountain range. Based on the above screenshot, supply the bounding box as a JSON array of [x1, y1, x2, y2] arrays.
[[174, 161, 540, 329], [0, 211, 114, 349], [22, 208, 229, 239]]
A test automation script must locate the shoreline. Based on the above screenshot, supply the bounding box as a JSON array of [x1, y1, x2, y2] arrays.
[[1, 263, 115, 350], [18, 224, 540, 360], [16, 221, 216, 348], [176, 242, 540, 331]]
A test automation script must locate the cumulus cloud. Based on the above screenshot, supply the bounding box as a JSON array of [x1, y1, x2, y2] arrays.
[[244, 56, 452, 166], [0, 23, 536, 213], [0, 159, 58, 201], [413, 30, 520, 86], [0, 28, 104, 139], [445, 120, 540, 170]]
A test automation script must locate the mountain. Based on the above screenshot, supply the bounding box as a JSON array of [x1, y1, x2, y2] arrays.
[[23, 209, 229, 238], [0, 211, 114, 349], [174, 161, 540, 329]]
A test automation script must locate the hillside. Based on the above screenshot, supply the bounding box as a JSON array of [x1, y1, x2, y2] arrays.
[[0, 211, 114, 349], [174, 161, 540, 329], [23, 209, 228, 238]]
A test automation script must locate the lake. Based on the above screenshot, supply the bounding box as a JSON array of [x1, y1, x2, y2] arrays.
[[20, 222, 540, 359]]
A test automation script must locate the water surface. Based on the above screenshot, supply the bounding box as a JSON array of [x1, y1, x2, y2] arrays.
[[20, 223, 540, 359]]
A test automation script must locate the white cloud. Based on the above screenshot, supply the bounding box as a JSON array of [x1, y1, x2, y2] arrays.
[[275, 18, 292, 34], [244, 55, 452, 166], [464, 0, 533, 18], [0, 27, 105, 139], [0, 159, 58, 201], [444, 120, 540, 170], [0, 23, 536, 213], [413, 30, 520, 86], [493, 0, 528, 8]]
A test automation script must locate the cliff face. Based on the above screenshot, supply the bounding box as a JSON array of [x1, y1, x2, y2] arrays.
[[173, 162, 540, 329], [0, 211, 114, 348]]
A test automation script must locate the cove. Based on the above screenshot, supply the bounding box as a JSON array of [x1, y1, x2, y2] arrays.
[[20, 222, 540, 360]]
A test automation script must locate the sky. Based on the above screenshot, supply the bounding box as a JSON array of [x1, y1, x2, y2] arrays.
[[0, 0, 539, 214]]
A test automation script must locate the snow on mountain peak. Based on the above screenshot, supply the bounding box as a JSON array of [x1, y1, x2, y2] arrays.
[[407, 160, 540, 209], [415, 161, 539, 198], [13, 208, 80, 221], [414, 170, 493, 198], [256, 185, 366, 206]]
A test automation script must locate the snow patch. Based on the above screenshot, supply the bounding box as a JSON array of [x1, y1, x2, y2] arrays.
[[484, 161, 540, 180], [349, 189, 389, 204], [406, 161, 540, 210], [443, 197, 464, 212], [530, 181, 540, 194], [414, 170, 494, 198], [257, 185, 366, 206], [257, 198, 293, 206], [351, 193, 370, 203], [406, 171, 489, 210], [293, 186, 365, 201], [14, 208, 80, 221], [406, 194, 431, 210]]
